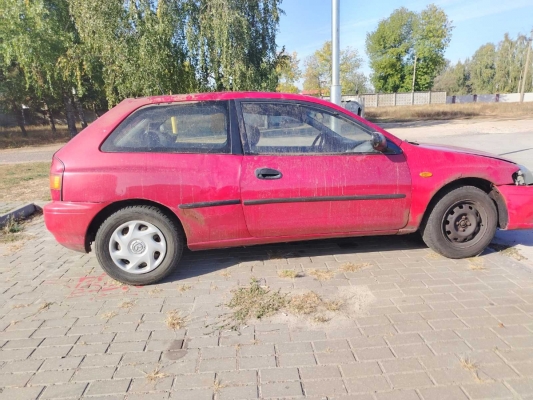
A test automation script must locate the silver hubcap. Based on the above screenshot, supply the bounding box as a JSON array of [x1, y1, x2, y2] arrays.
[[109, 220, 167, 274]]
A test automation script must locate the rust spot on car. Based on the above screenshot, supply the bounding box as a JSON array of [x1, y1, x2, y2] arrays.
[[181, 209, 206, 226]]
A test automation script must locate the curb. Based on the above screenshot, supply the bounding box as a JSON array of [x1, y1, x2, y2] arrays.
[[0, 203, 41, 228]]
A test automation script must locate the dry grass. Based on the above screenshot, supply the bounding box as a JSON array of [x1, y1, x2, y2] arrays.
[[366, 102, 533, 123], [213, 378, 225, 394], [277, 269, 302, 279], [460, 356, 482, 382], [288, 292, 322, 315], [145, 366, 168, 382], [0, 216, 26, 243], [267, 250, 295, 260], [0, 125, 72, 149], [118, 300, 135, 309], [101, 311, 117, 320], [149, 287, 162, 295], [178, 284, 192, 292], [165, 310, 187, 330], [0, 162, 51, 202], [468, 257, 486, 271], [490, 243, 527, 261], [308, 269, 334, 281], [220, 279, 288, 330], [220, 270, 231, 279], [324, 300, 344, 312], [313, 315, 330, 323], [339, 262, 371, 273]]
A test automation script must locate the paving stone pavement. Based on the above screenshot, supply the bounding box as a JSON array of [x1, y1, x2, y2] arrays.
[[1, 216, 533, 399]]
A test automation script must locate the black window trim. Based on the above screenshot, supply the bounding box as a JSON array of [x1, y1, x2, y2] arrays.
[[234, 99, 402, 156], [100, 100, 234, 155]]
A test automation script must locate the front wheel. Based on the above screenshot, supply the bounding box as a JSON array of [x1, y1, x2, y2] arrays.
[[421, 186, 497, 259], [95, 205, 183, 285]]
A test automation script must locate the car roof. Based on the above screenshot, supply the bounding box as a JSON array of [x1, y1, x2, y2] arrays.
[[123, 91, 340, 109]]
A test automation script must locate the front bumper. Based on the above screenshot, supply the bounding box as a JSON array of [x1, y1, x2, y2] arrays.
[[498, 185, 533, 230], [44, 201, 107, 252]]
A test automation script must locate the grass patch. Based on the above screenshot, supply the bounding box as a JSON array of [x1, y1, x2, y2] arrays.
[[308, 269, 334, 281], [165, 310, 187, 330], [339, 262, 371, 273], [0, 162, 51, 202], [0, 125, 72, 149], [313, 315, 330, 323], [366, 102, 533, 123], [0, 216, 27, 244]]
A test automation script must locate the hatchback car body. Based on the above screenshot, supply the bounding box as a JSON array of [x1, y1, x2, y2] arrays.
[[44, 92, 533, 285]]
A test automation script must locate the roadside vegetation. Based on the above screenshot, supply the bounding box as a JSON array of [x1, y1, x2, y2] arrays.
[[366, 102, 533, 123], [0, 162, 50, 202], [0, 126, 71, 149]]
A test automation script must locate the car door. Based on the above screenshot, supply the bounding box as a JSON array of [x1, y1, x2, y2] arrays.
[[237, 100, 412, 238]]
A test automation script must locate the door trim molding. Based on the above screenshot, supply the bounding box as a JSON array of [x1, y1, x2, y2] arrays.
[[243, 194, 406, 206], [179, 199, 241, 209]]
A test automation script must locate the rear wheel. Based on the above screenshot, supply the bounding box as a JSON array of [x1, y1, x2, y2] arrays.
[[95, 205, 183, 285], [421, 186, 497, 259]]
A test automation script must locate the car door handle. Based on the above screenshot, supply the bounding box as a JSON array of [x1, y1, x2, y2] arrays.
[[255, 168, 283, 180]]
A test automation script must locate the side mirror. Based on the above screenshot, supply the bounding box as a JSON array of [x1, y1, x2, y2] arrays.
[[371, 132, 387, 152]]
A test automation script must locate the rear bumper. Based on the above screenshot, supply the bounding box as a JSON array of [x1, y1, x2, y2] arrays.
[[497, 185, 533, 230], [44, 201, 107, 252]]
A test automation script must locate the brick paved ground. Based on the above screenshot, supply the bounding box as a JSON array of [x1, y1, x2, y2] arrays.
[[1, 216, 533, 399]]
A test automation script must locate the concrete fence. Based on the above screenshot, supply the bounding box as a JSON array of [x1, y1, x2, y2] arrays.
[[341, 91, 447, 108], [447, 92, 533, 104]]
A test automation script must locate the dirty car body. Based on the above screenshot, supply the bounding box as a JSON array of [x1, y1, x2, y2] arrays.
[[43, 92, 533, 285]]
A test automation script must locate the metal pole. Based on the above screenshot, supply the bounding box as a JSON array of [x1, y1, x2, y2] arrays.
[[520, 30, 532, 103], [331, 0, 341, 105]]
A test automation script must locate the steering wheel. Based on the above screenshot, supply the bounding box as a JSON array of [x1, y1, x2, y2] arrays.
[[311, 132, 325, 150]]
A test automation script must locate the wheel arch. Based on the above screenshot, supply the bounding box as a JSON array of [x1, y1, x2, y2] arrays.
[[85, 199, 185, 252], [421, 177, 508, 230]]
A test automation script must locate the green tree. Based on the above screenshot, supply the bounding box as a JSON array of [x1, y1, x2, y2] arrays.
[[303, 41, 369, 96], [432, 60, 470, 95], [185, 0, 283, 92], [468, 43, 496, 93], [276, 51, 301, 93], [366, 4, 452, 92]]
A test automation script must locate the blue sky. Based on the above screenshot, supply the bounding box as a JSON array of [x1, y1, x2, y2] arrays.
[[277, 0, 533, 87]]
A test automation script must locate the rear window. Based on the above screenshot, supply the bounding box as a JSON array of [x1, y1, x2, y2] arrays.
[[101, 101, 230, 154]]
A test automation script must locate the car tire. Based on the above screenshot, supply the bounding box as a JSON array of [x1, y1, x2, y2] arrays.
[[95, 205, 183, 285], [421, 186, 497, 259]]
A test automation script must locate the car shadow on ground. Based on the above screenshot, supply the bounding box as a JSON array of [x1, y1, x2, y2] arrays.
[[162, 233, 429, 283]]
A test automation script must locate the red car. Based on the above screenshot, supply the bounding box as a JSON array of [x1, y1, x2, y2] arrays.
[[44, 92, 533, 285]]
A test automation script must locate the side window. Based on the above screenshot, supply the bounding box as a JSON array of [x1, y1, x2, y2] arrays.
[[240, 102, 376, 155], [101, 101, 230, 154]]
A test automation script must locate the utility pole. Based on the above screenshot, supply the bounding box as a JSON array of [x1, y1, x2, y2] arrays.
[[411, 55, 417, 105], [331, 0, 341, 105], [520, 30, 532, 103]]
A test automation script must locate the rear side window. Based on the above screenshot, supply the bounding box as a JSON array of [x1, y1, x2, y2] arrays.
[[101, 101, 230, 154]]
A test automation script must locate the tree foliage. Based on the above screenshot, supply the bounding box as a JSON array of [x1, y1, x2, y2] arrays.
[[1, 0, 285, 135], [276, 51, 301, 93], [433, 33, 532, 95], [303, 41, 369, 96], [366, 4, 452, 92]]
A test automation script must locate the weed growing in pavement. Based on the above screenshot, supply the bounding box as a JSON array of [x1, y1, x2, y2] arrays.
[[277, 269, 302, 279], [308, 269, 334, 281], [490, 243, 527, 261], [165, 310, 187, 330], [313, 315, 330, 323], [0, 216, 25, 243], [468, 258, 486, 271], [178, 284, 192, 292], [101, 311, 117, 320], [339, 262, 371, 272], [289, 292, 322, 315], [460, 356, 482, 382], [145, 366, 168, 382], [119, 300, 135, 309]]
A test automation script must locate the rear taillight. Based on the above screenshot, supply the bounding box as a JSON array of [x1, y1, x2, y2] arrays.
[[50, 157, 65, 201]]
